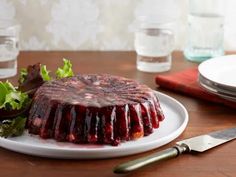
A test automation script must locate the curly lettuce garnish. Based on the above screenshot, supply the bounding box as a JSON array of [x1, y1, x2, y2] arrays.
[[18, 59, 73, 94], [19, 63, 51, 85], [0, 81, 30, 110], [56, 58, 74, 79], [0, 58, 75, 138], [0, 82, 29, 137], [40, 65, 51, 81], [0, 116, 26, 137], [18, 63, 45, 94], [19, 68, 27, 85]]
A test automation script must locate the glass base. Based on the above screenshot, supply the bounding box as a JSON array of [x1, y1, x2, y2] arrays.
[[0, 68, 17, 79], [136, 55, 171, 73], [0, 59, 17, 79], [184, 48, 224, 63]]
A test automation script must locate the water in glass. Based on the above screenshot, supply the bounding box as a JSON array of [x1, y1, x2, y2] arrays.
[[0, 28, 19, 79], [135, 28, 174, 73]]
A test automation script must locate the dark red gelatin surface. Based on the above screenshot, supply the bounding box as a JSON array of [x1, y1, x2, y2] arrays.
[[28, 74, 165, 146]]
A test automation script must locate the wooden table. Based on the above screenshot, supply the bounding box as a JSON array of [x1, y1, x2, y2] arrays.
[[1, 51, 236, 177]]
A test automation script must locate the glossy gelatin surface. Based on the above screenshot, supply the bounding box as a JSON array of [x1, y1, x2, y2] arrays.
[[28, 74, 165, 146]]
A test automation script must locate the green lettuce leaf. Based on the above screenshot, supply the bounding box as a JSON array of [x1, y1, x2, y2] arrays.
[[56, 59, 74, 79], [3, 81, 15, 91], [19, 68, 28, 84], [0, 82, 8, 105], [40, 65, 51, 81], [0, 81, 30, 110], [0, 116, 27, 137], [19, 64, 51, 85]]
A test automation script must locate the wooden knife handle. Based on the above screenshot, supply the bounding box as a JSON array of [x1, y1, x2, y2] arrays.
[[113, 144, 189, 174]]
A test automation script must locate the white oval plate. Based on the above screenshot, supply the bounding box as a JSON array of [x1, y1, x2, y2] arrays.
[[199, 55, 236, 88], [0, 91, 188, 159]]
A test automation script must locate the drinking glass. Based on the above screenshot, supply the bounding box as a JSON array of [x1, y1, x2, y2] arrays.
[[184, 0, 225, 62], [0, 20, 20, 79], [135, 17, 175, 73]]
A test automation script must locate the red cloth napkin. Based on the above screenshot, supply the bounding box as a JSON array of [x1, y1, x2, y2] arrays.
[[155, 67, 236, 109]]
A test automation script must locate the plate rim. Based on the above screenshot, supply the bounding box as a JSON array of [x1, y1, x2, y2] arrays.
[[199, 74, 236, 96], [0, 91, 189, 158], [199, 78, 236, 102], [199, 74, 236, 99], [198, 55, 236, 88]]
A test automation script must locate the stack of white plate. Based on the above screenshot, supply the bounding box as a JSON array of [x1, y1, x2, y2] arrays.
[[198, 55, 236, 102]]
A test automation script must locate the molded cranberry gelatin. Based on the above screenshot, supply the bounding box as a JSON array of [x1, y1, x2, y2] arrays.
[[28, 74, 165, 146]]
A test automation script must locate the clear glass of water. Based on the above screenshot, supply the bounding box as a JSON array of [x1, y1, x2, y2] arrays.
[[135, 18, 175, 73], [184, 0, 225, 62], [0, 20, 19, 79]]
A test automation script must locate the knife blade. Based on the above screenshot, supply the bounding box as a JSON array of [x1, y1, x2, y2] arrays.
[[113, 127, 236, 174]]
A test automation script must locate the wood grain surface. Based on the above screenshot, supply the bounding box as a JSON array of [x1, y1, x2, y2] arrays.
[[1, 51, 236, 177]]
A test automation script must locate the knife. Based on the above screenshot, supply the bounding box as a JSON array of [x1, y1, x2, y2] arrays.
[[113, 127, 236, 174]]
